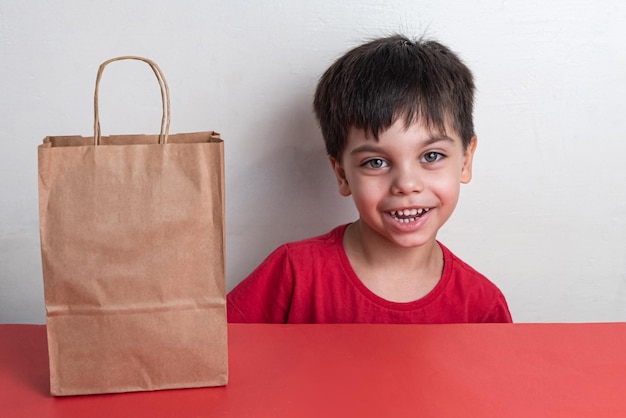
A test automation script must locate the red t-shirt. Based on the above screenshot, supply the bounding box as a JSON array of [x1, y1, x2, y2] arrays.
[[227, 224, 512, 324]]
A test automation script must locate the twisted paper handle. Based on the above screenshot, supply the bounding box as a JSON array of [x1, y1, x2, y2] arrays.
[[93, 56, 171, 145]]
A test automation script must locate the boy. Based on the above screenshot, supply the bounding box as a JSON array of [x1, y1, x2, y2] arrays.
[[227, 35, 512, 323]]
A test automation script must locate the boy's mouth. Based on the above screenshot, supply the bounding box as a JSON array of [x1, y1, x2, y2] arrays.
[[389, 208, 431, 223]]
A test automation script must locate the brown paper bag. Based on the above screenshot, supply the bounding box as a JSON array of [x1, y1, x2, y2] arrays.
[[38, 56, 228, 396]]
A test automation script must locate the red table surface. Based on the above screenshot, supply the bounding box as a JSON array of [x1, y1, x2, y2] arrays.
[[1, 323, 625, 417]]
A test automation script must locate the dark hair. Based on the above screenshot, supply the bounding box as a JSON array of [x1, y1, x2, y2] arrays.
[[313, 35, 475, 160]]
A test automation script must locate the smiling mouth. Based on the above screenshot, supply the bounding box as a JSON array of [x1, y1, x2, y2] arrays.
[[389, 208, 431, 223]]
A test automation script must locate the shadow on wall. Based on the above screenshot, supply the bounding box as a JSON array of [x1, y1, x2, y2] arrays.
[[225, 92, 355, 290]]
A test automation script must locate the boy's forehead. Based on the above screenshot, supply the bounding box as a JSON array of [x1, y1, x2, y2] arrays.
[[347, 116, 461, 142]]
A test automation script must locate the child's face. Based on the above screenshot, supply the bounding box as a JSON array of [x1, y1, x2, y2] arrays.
[[330, 118, 476, 248]]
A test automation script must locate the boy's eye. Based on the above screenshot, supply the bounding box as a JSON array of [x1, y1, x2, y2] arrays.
[[421, 152, 444, 163], [363, 158, 389, 169], [364, 158, 388, 169]]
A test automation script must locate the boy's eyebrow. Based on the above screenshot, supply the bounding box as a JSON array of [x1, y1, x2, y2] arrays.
[[423, 134, 456, 146], [349, 144, 384, 155], [349, 134, 456, 155]]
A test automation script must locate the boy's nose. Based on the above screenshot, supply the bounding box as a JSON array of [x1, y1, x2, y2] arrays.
[[390, 165, 424, 195]]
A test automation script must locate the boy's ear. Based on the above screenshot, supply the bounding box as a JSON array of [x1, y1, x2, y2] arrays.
[[460, 136, 478, 184], [328, 156, 352, 196]]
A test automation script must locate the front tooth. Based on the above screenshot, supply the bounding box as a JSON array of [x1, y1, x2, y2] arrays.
[[409, 209, 418, 216], [402, 209, 411, 216]]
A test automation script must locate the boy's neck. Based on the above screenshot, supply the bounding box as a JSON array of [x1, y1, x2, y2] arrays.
[[343, 220, 444, 303]]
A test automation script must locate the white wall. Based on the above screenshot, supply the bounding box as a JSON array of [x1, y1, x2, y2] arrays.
[[1, 0, 625, 324]]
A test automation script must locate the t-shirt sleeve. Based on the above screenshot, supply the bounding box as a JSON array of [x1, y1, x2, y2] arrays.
[[482, 291, 513, 323], [227, 245, 295, 323]]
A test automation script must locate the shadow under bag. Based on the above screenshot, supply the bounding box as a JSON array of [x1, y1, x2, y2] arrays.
[[37, 56, 228, 396]]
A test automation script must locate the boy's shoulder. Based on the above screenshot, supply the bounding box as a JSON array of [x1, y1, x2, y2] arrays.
[[437, 242, 512, 322], [438, 242, 507, 299]]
